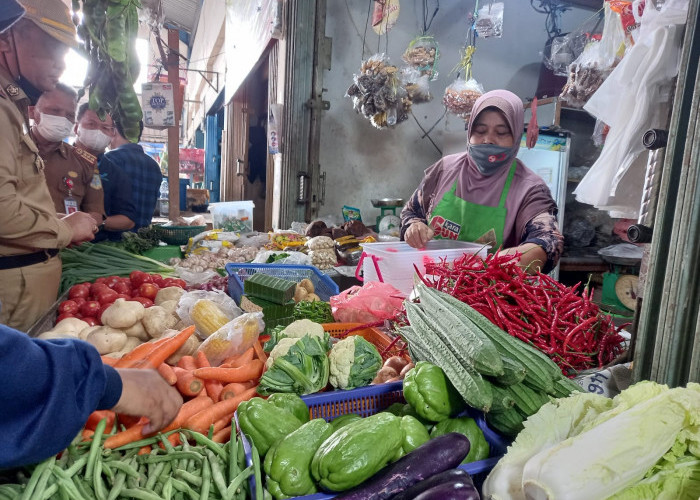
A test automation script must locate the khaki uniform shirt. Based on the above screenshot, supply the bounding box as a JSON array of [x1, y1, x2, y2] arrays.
[[32, 131, 105, 216], [0, 67, 72, 256]]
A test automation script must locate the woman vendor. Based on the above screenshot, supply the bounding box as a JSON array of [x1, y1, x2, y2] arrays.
[[400, 89, 564, 273]]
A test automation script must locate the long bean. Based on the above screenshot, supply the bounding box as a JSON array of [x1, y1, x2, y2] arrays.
[[225, 466, 253, 500], [106, 472, 126, 500], [84, 419, 107, 482], [205, 450, 229, 498], [251, 443, 263, 500], [228, 428, 239, 482], [119, 488, 164, 500], [200, 458, 212, 500], [19, 455, 54, 500]]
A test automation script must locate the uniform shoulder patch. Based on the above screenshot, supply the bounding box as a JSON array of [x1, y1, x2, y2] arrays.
[[5, 84, 19, 97], [74, 147, 97, 165], [90, 172, 103, 190]]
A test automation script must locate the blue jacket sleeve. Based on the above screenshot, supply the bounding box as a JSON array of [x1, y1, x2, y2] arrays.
[[0, 325, 123, 468]]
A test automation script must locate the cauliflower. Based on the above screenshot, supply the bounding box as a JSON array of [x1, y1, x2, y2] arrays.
[[263, 319, 331, 353], [266, 337, 304, 369], [328, 336, 383, 390]]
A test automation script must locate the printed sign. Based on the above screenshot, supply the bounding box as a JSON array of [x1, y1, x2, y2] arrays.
[[142, 82, 175, 128]]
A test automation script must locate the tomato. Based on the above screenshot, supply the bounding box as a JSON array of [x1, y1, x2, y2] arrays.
[[82, 316, 100, 327], [115, 294, 131, 301], [112, 281, 131, 295], [130, 271, 152, 288], [152, 275, 165, 287], [73, 297, 87, 307], [106, 276, 121, 288], [138, 283, 159, 300], [68, 284, 90, 300], [97, 289, 119, 305], [56, 312, 75, 323], [95, 277, 108, 285], [80, 300, 102, 318], [129, 296, 154, 308], [58, 300, 80, 315], [90, 282, 109, 298], [165, 278, 187, 289]]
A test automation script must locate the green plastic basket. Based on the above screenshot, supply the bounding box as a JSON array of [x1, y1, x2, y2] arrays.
[[153, 225, 206, 246], [142, 245, 183, 263]]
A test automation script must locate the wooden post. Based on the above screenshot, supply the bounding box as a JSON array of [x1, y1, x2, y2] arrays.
[[167, 28, 181, 219]]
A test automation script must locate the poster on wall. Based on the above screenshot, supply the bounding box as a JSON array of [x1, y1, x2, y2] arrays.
[[142, 82, 175, 128]]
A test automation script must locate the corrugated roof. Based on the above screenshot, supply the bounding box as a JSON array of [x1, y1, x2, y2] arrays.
[[141, 0, 202, 34]]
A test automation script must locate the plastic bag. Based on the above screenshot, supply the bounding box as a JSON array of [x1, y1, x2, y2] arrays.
[[443, 77, 484, 118], [197, 312, 264, 366], [306, 235, 334, 251], [330, 281, 405, 323], [176, 290, 242, 335], [400, 67, 432, 104], [402, 35, 439, 80], [475, 2, 504, 39], [560, 4, 626, 108], [544, 13, 605, 76], [235, 231, 270, 249], [175, 267, 220, 286], [252, 250, 312, 266], [309, 249, 337, 270]]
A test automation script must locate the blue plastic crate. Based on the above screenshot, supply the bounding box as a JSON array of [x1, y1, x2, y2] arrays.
[[237, 382, 510, 499], [226, 263, 339, 305]]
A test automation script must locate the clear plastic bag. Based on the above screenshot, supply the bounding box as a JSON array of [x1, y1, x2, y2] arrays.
[[309, 248, 337, 270], [402, 35, 439, 80], [544, 13, 605, 76], [197, 312, 264, 366], [235, 231, 270, 249], [443, 77, 484, 118], [400, 67, 432, 104], [330, 281, 405, 323], [176, 290, 242, 335], [306, 235, 334, 251], [252, 250, 312, 266], [475, 2, 504, 39]]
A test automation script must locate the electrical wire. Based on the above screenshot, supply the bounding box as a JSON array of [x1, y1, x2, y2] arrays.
[[422, 0, 439, 34], [411, 111, 442, 156], [530, 0, 571, 38]]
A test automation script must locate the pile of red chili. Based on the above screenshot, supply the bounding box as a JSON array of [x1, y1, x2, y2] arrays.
[[419, 251, 627, 375]]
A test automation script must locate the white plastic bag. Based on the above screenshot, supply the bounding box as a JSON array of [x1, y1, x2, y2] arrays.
[[252, 250, 312, 266], [197, 312, 264, 366], [176, 290, 242, 334]]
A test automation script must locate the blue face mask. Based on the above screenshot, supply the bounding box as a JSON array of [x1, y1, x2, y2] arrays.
[[468, 143, 516, 176]]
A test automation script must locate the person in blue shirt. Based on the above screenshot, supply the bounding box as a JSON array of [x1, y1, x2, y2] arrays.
[[0, 323, 183, 468], [105, 118, 163, 232]]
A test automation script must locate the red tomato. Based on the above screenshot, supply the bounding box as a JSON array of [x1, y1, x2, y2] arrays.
[[90, 282, 109, 298], [115, 294, 131, 301], [106, 276, 121, 288], [80, 300, 102, 318], [82, 316, 99, 327], [56, 312, 75, 323], [130, 271, 152, 288], [73, 297, 87, 307], [58, 300, 80, 315], [95, 277, 108, 285], [152, 275, 165, 288], [97, 289, 119, 305], [129, 296, 154, 308], [167, 278, 187, 289], [138, 283, 159, 300], [68, 284, 90, 300], [112, 281, 131, 295]]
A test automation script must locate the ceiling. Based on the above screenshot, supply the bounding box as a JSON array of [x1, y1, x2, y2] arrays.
[[140, 0, 203, 34]]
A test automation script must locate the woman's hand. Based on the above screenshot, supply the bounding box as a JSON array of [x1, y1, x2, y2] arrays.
[[502, 243, 547, 274], [405, 222, 435, 249], [112, 368, 184, 434]]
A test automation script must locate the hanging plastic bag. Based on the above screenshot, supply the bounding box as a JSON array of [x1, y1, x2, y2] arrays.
[[475, 2, 504, 39], [443, 45, 484, 119], [402, 35, 439, 80], [197, 312, 264, 366], [330, 281, 405, 323], [560, 4, 626, 108], [400, 67, 432, 104], [544, 11, 605, 76]]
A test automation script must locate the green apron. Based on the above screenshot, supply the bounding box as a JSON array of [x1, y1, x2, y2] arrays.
[[429, 161, 516, 248]]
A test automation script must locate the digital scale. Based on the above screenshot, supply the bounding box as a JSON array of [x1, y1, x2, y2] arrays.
[[371, 198, 404, 234]]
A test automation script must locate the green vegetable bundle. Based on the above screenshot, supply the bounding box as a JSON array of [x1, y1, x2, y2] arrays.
[[1, 420, 256, 500], [328, 335, 382, 390], [72, 0, 142, 142], [258, 335, 330, 396], [293, 300, 334, 323]]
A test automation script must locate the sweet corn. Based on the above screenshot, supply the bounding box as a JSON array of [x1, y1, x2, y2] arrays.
[[191, 299, 230, 337]]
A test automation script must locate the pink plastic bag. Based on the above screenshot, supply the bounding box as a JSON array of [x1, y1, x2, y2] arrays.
[[331, 281, 406, 324]]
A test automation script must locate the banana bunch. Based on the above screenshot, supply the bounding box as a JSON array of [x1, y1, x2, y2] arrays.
[[72, 0, 142, 142]]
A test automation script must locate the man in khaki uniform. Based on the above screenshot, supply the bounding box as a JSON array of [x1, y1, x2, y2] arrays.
[[0, 0, 97, 330], [30, 83, 105, 222]]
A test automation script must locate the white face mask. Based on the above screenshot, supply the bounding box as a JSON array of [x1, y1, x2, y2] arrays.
[[36, 113, 73, 143], [77, 125, 112, 151]]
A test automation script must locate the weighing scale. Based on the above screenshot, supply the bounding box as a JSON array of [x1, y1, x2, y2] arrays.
[[371, 198, 404, 233], [598, 249, 641, 315]]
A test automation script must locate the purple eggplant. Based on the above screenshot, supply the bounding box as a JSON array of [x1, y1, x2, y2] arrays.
[[388, 468, 473, 500], [413, 480, 481, 500]]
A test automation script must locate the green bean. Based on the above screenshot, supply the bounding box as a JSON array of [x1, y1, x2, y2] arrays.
[[52, 474, 86, 500], [173, 469, 203, 488], [113, 429, 179, 451], [225, 466, 253, 500], [105, 460, 139, 478], [251, 443, 263, 500], [203, 450, 228, 498], [162, 478, 173, 500], [119, 488, 164, 500], [106, 472, 125, 500], [139, 451, 203, 464], [19, 455, 54, 500], [0, 490, 14, 500], [144, 461, 165, 491], [63, 456, 87, 478], [228, 431, 239, 482], [85, 418, 107, 482], [170, 478, 198, 500], [39, 483, 58, 500], [100, 459, 114, 482], [93, 462, 107, 500], [173, 492, 185, 500], [126, 475, 139, 489], [158, 462, 173, 485], [56, 482, 70, 500], [184, 430, 227, 461], [237, 438, 246, 470], [200, 458, 212, 500]]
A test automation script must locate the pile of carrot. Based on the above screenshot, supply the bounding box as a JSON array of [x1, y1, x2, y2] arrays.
[[88, 325, 268, 451]]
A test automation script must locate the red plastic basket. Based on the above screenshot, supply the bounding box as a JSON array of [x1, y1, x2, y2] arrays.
[[322, 323, 410, 363]]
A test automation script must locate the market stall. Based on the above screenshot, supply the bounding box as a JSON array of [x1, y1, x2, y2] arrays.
[[2, 0, 699, 499]]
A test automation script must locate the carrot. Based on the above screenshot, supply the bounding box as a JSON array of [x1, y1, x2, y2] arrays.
[[132, 326, 196, 369], [103, 418, 149, 449], [212, 414, 232, 433], [193, 360, 264, 383], [173, 367, 203, 397], [212, 425, 232, 444], [195, 351, 210, 368], [138, 445, 151, 455], [82, 429, 94, 442], [101, 356, 119, 367], [195, 351, 224, 401], [222, 347, 255, 368], [114, 337, 168, 368], [253, 341, 268, 364], [117, 414, 142, 429], [177, 355, 197, 371], [157, 363, 177, 385], [185, 386, 258, 434], [220, 381, 256, 400], [85, 410, 115, 433]]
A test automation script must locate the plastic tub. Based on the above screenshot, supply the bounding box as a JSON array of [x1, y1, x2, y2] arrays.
[[209, 201, 255, 233], [237, 382, 510, 499], [357, 240, 489, 295]]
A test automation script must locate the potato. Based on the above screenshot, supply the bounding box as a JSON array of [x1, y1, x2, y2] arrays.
[[101, 299, 145, 329], [159, 300, 179, 316], [123, 321, 149, 341], [383, 356, 408, 373], [142, 306, 178, 338], [155, 287, 185, 306], [299, 278, 315, 294], [51, 317, 90, 335], [37, 330, 79, 340], [305, 293, 321, 302], [87, 327, 128, 355], [294, 285, 308, 303], [372, 366, 398, 384], [104, 337, 142, 359], [79, 326, 102, 341], [399, 362, 415, 377]]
